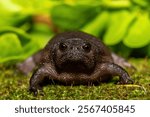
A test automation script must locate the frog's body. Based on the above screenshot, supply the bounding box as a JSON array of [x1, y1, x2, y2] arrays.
[[18, 31, 133, 95]]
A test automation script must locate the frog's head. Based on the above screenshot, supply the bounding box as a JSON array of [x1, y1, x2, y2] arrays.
[[44, 31, 112, 73], [53, 37, 96, 73]]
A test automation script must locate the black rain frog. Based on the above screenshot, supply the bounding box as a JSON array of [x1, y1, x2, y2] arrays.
[[18, 31, 134, 95]]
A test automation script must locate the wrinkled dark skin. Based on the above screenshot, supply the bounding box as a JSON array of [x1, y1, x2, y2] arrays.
[[18, 31, 134, 95]]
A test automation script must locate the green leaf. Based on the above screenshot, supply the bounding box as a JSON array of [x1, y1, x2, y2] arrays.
[[30, 23, 54, 48], [0, 25, 54, 63], [1, 15, 30, 28], [51, 4, 100, 30], [123, 13, 150, 48], [81, 11, 109, 37], [0, 27, 31, 46], [12, 0, 57, 14], [0, 33, 23, 62], [132, 0, 149, 7], [0, 0, 21, 14], [104, 10, 136, 45], [0, 35, 41, 63], [31, 34, 52, 49], [0, 27, 40, 63]]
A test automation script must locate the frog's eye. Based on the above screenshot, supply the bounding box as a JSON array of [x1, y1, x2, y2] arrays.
[[59, 42, 67, 51], [82, 43, 91, 52]]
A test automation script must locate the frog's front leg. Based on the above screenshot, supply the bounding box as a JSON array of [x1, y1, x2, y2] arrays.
[[99, 62, 134, 84], [29, 64, 55, 96]]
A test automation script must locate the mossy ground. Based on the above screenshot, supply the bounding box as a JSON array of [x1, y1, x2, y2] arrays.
[[0, 58, 150, 100]]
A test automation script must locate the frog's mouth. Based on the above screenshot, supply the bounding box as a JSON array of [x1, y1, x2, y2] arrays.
[[55, 59, 95, 74]]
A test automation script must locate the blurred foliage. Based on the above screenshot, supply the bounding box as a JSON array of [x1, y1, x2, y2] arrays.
[[0, 0, 150, 64]]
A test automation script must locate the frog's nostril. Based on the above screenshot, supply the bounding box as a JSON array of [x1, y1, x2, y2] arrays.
[[70, 47, 73, 50], [77, 47, 80, 50]]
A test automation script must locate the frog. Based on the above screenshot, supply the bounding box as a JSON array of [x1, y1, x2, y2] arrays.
[[18, 31, 134, 95]]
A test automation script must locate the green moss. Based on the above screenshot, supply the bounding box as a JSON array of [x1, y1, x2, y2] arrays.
[[0, 58, 150, 100]]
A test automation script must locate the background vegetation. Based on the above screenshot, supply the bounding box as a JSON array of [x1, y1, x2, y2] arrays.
[[0, 0, 150, 99], [1, 0, 150, 63]]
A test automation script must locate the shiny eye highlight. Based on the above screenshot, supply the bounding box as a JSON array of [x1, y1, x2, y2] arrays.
[[82, 43, 91, 52], [59, 43, 67, 51]]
